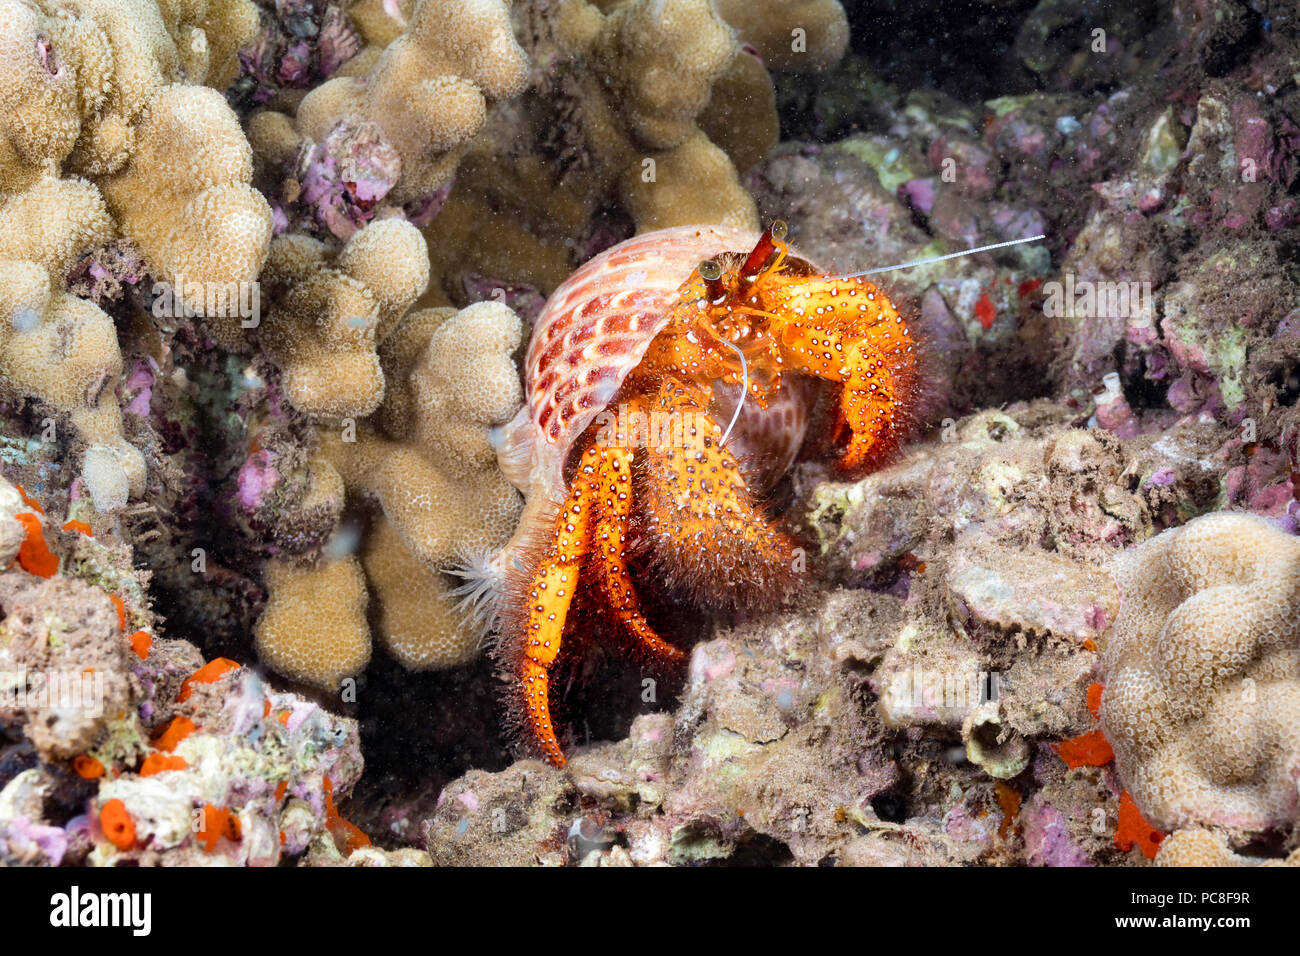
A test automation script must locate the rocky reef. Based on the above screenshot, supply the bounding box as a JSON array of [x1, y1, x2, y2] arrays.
[[0, 0, 1297, 868]]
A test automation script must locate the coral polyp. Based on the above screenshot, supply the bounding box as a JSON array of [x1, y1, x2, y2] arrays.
[[494, 222, 920, 766]]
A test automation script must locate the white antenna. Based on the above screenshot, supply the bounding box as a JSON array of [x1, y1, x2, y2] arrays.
[[717, 338, 748, 449], [834, 234, 1046, 280]]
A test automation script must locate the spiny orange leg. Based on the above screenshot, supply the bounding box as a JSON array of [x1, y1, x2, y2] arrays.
[[767, 277, 917, 472], [520, 442, 683, 767], [576, 396, 682, 662], [591, 453, 686, 667], [520, 447, 600, 768]]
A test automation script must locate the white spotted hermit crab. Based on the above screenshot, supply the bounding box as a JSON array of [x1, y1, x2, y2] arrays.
[[460, 221, 926, 766]]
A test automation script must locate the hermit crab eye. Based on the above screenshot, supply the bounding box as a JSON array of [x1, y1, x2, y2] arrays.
[[769, 220, 788, 241], [698, 259, 727, 304]]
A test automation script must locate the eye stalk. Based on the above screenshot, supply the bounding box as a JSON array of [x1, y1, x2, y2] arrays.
[[698, 258, 727, 304], [740, 220, 789, 283]]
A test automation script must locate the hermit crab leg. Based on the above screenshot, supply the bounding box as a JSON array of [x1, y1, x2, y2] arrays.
[[519, 446, 601, 767], [520, 442, 684, 767], [590, 447, 686, 666]]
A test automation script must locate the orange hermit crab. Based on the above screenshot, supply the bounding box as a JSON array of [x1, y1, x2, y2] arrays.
[[487, 222, 920, 766]]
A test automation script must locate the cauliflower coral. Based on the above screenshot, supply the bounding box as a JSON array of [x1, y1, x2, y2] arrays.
[[554, 0, 761, 232], [713, 0, 849, 72], [256, 301, 526, 689], [247, 0, 528, 234], [257, 218, 431, 420], [0, 0, 271, 507]]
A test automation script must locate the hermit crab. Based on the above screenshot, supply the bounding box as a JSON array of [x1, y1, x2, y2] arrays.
[[486, 222, 921, 766]]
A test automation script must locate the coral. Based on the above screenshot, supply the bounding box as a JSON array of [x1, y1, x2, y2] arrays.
[[0, 0, 270, 280], [0, 176, 145, 507], [712, 0, 849, 73], [0, 0, 270, 505], [97, 82, 270, 311], [257, 0, 528, 222], [257, 300, 525, 688], [417, 0, 800, 307], [548, 0, 760, 230], [360, 515, 480, 671], [1155, 827, 1300, 867], [324, 300, 525, 568], [258, 218, 430, 419], [1099, 512, 1300, 834], [254, 553, 371, 692]]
